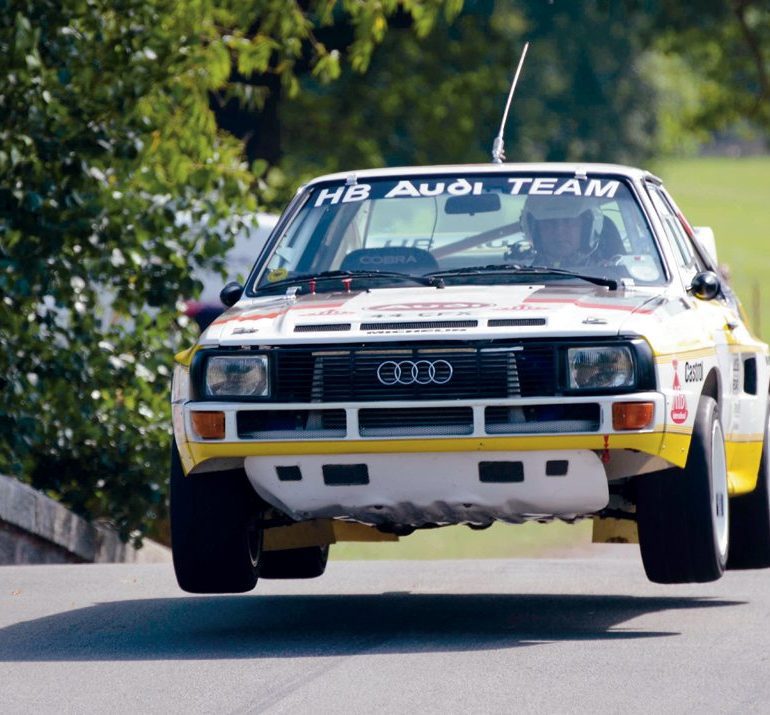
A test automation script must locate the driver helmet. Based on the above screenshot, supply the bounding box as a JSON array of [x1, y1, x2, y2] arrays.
[[520, 194, 604, 263]]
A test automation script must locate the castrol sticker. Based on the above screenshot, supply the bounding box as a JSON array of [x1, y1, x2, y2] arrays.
[[670, 359, 689, 424]]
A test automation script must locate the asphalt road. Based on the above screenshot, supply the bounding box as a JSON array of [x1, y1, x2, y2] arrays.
[[2, 548, 769, 714]]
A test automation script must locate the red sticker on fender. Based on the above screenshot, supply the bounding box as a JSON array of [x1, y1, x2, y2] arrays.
[[670, 360, 689, 424]]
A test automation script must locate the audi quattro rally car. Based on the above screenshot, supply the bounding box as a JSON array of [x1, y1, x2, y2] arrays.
[[170, 162, 770, 592]]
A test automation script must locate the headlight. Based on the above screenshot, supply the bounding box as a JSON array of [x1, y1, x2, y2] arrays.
[[204, 355, 269, 398], [567, 346, 634, 390]]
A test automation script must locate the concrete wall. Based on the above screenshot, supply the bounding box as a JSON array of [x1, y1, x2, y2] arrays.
[[0, 474, 170, 565]]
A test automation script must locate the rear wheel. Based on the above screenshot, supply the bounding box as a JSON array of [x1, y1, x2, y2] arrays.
[[259, 545, 329, 579], [728, 402, 770, 569], [170, 443, 263, 593], [636, 396, 729, 583]]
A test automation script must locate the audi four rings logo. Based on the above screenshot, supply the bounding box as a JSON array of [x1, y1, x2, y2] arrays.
[[376, 359, 453, 386]]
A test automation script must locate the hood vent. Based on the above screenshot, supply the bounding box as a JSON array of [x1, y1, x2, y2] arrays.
[[361, 320, 478, 331], [488, 318, 546, 327], [294, 323, 352, 332]]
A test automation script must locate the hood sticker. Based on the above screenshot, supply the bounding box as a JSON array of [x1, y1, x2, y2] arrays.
[[369, 302, 492, 312]]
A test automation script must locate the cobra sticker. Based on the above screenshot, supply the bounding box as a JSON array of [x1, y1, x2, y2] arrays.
[[670, 359, 689, 424]]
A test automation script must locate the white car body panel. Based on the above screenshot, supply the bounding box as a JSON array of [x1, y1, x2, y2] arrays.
[[173, 162, 769, 532]]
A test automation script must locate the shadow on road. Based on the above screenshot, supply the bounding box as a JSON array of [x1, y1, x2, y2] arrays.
[[0, 592, 744, 661]]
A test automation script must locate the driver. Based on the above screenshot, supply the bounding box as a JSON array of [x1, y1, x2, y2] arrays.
[[516, 194, 601, 268]]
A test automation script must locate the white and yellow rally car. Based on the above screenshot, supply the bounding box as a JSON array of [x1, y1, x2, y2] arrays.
[[171, 163, 770, 591]]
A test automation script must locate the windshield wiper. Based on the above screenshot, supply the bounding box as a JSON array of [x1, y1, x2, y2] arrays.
[[425, 264, 618, 290], [253, 269, 442, 294]]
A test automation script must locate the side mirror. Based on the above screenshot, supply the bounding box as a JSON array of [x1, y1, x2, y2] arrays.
[[220, 281, 244, 307], [690, 271, 720, 301]]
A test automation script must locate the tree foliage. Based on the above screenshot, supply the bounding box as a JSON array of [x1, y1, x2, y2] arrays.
[[263, 0, 770, 198], [0, 0, 459, 543], [274, 1, 660, 196], [643, 0, 770, 138]]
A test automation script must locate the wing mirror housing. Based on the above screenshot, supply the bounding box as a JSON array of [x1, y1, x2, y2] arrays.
[[690, 271, 720, 301], [220, 281, 244, 307]]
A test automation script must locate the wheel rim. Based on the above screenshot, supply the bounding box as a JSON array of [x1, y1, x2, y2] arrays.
[[711, 419, 729, 560]]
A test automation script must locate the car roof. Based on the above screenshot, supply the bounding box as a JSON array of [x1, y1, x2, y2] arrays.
[[303, 162, 661, 188]]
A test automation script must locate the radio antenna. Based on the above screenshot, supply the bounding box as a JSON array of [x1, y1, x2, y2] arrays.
[[491, 41, 529, 164]]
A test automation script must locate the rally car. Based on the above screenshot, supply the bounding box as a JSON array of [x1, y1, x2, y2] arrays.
[[170, 162, 770, 592]]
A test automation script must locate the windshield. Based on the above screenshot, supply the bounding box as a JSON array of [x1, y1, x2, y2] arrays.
[[252, 173, 665, 294]]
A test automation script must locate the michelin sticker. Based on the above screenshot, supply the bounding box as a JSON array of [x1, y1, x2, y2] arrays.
[[314, 176, 621, 207]]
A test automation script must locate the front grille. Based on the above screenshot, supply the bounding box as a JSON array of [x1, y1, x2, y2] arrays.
[[488, 318, 546, 327], [485, 404, 600, 433], [272, 342, 558, 403], [360, 320, 477, 331], [359, 407, 473, 437], [294, 323, 351, 332], [237, 409, 346, 439]]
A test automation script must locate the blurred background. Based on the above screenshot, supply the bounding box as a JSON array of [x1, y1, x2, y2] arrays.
[[1, 0, 768, 556]]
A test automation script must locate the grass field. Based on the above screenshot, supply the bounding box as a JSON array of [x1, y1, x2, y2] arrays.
[[332, 520, 593, 560], [332, 156, 770, 560], [653, 156, 770, 340]]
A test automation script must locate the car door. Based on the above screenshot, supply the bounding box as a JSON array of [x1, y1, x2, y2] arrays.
[[651, 182, 768, 492]]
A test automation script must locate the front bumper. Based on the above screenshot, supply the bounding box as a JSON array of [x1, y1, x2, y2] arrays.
[[173, 392, 690, 473]]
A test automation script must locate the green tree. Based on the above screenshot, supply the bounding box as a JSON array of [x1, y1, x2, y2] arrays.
[[275, 1, 659, 197], [645, 1, 770, 138], [0, 0, 460, 543]]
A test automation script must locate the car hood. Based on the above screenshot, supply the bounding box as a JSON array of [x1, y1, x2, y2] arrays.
[[201, 283, 665, 346]]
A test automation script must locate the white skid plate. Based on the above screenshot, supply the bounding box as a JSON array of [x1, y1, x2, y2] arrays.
[[244, 450, 609, 526]]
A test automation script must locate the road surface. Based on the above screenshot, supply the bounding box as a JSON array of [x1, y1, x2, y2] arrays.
[[1, 549, 769, 713]]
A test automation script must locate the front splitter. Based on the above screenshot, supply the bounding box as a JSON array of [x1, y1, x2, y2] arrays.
[[244, 449, 610, 526]]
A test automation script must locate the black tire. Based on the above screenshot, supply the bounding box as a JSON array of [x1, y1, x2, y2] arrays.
[[728, 403, 770, 569], [259, 545, 329, 579], [636, 395, 729, 584], [170, 443, 263, 593]]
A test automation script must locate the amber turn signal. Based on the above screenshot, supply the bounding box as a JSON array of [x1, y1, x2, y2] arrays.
[[191, 411, 226, 439], [612, 402, 654, 430]]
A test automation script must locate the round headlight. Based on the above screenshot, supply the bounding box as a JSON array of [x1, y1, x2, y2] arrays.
[[205, 355, 269, 397], [568, 346, 634, 390]]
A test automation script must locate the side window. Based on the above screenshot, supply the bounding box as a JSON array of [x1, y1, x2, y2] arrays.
[[647, 185, 703, 278], [659, 187, 711, 273]]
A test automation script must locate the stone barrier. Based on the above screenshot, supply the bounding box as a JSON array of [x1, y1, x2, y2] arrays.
[[0, 473, 170, 565]]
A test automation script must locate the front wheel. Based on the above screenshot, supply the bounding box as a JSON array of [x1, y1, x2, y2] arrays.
[[636, 395, 729, 584], [728, 402, 770, 569], [170, 443, 263, 593]]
